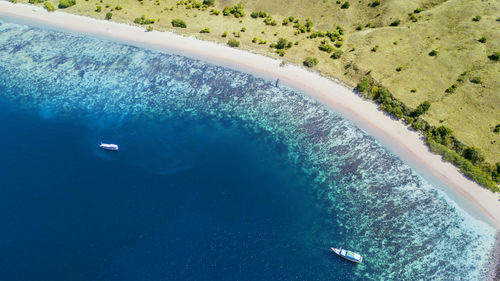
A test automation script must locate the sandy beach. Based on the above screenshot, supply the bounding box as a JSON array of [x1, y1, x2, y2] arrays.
[[1, 1, 500, 229]]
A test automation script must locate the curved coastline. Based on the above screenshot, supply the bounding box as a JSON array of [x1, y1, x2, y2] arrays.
[[1, 1, 499, 230]]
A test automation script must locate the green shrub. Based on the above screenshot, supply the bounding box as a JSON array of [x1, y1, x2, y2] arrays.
[[331, 50, 343, 59], [341, 1, 350, 9], [171, 19, 187, 28], [411, 101, 431, 117], [264, 16, 277, 26], [29, 0, 44, 4], [356, 77, 372, 93], [371, 0, 380, 7], [200, 27, 210, 33], [414, 8, 422, 13], [58, 0, 75, 8], [105, 12, 112, 20], [115, 4, 122, 10], [494, 124, 500, 133], [134, 15, 156, 25], [95, 5, 101, 12], [227, 39, 240, 47], [276, 49, 286, 57], [223, 3, 244, 18], [426, 139, 498, 191], [44, 1, 56, 11], [318, 42, 335, 53], [303, 57, 318, 67], [371, 45, 379, 52], [478, 36, 487, 43], [9, 0, 18, 3], [410, 88, 417, 93], [463, 146, 484, 165], [252, 37, 258, 43], [488, 52, 500, 61], [273, 38, 292, 49], [390, 19, 400, 26], [203, 0, 214, 6], [470, 77, 482, 84], [210, 9, 220, 15], [430, 125, 453, 144], [222, 31, 228, 37], [146, 25, 153, 32], [396, 66, 402, 72], [472, 15, 481, 22], [429, 50, 438, 56]]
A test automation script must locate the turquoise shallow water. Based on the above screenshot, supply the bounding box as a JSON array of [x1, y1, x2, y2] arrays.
[[0, 19, 497, 280]]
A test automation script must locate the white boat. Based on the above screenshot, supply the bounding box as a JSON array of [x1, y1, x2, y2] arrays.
[[99, 143, 119, 151], [331, 247, 363, 263]]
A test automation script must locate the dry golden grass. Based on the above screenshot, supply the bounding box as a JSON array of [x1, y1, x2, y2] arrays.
[[19, 0, 500, 163]]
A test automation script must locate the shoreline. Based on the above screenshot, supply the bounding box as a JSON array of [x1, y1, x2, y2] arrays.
[[1, 2, 500, 229]]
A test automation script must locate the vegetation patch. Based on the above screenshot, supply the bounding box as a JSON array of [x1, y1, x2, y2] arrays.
[[134, 15, 156, 25], [43, 1, 55, 11], [227, 39, 240, 47], [303, 57, 319, 67], [58, 0, 75, 8], [171, 18, 186, 28], [223, 4, 245, 18]]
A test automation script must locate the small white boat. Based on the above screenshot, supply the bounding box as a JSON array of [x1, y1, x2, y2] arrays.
[[331, 247, 363, 263], [99, 143, 119, 151]]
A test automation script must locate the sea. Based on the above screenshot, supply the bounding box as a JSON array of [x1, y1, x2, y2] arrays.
[[0, 19, 497, 280]]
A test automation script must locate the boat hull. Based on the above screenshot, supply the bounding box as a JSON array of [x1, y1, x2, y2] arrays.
[[99, 143, 119, 151], [331, 247, 363, 263]]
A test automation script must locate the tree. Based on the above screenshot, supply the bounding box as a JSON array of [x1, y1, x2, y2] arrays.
[[341, 1, 350, 9], [105, 12, 113, 20]]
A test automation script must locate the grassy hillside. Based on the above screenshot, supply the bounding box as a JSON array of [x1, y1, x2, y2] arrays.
[[11, 0, 500, 188]]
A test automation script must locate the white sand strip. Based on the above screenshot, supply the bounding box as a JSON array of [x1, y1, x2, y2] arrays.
[[1, 1, 499, 228]]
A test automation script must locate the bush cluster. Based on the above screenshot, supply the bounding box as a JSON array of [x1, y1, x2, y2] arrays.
[[250, 10, 267, 19], [282, 16, 295, 26], [318, 41, 335, 53], [200, 27, 210, 33], [341, 1, 350, 9], [105, 12, 112, 20], [371, 0, 380, 7], [356, 75, 500, 190], [426, 139, 498, 191], [263, 16, 277, 26], [135, 15, 156, 25], [223, 3, 244, 18], [58, 0, 75, 8], [293, 18, 313, 34]]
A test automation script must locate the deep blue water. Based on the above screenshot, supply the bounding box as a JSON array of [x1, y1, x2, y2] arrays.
[[0, 19, 497, 280]]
